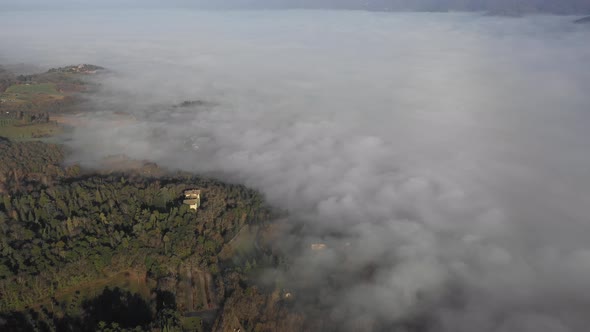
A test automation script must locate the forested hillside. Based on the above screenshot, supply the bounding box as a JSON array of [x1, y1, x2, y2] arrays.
[[0, 139, 304, 332], [0, 140, 78, 194]]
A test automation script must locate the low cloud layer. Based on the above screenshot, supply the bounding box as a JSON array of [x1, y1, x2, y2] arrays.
[[2, 10, 590, 331]]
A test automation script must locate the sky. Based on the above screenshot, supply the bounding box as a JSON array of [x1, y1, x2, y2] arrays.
[[1, 0, 590, 14], [2, 8, 590, 332]]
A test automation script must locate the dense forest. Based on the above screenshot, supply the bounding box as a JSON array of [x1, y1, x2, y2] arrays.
[[0, 140, 78, 194], [0, 139, 304, 332]]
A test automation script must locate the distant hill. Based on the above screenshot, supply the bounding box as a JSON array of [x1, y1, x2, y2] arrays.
[[574, 16, 590, 23], [363, 0, 590, 15], [2, 63, 44, 76], [174, 99, 214, 108], [47, 64, 105, 74], [188, 0, 590, 15], [0, 67, 14, 93]]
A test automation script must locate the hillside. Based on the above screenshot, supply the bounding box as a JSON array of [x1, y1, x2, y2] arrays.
[[574, 16, 590, 23], [0, 139, 304, 332]]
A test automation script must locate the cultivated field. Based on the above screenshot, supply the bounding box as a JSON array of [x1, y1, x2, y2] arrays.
[[0, 122, 62, 140], [5, 82, 61, 95]]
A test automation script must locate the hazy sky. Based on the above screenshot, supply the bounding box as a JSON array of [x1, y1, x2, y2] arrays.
[[2, 8, 590, 332], [2, 0, 590, 13]]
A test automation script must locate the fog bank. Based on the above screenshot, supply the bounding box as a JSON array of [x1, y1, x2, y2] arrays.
[[2, 10, 590, 331]]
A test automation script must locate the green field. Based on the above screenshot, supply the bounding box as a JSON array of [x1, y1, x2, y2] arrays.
[[5, 83, 61, 95], [0, 122, 62, 140], [0, 118, 17, 127]]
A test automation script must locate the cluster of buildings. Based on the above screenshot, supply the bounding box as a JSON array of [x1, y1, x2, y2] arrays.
[[48, 64, 104, 75], [0, 110, 50, 127]]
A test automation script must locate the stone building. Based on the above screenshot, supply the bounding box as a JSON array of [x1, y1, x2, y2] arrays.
[[183, 189, 201, 210]]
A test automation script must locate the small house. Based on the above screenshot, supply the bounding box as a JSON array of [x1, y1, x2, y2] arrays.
[[311, 243, 327, 251], [183, 189, 201, 210]]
